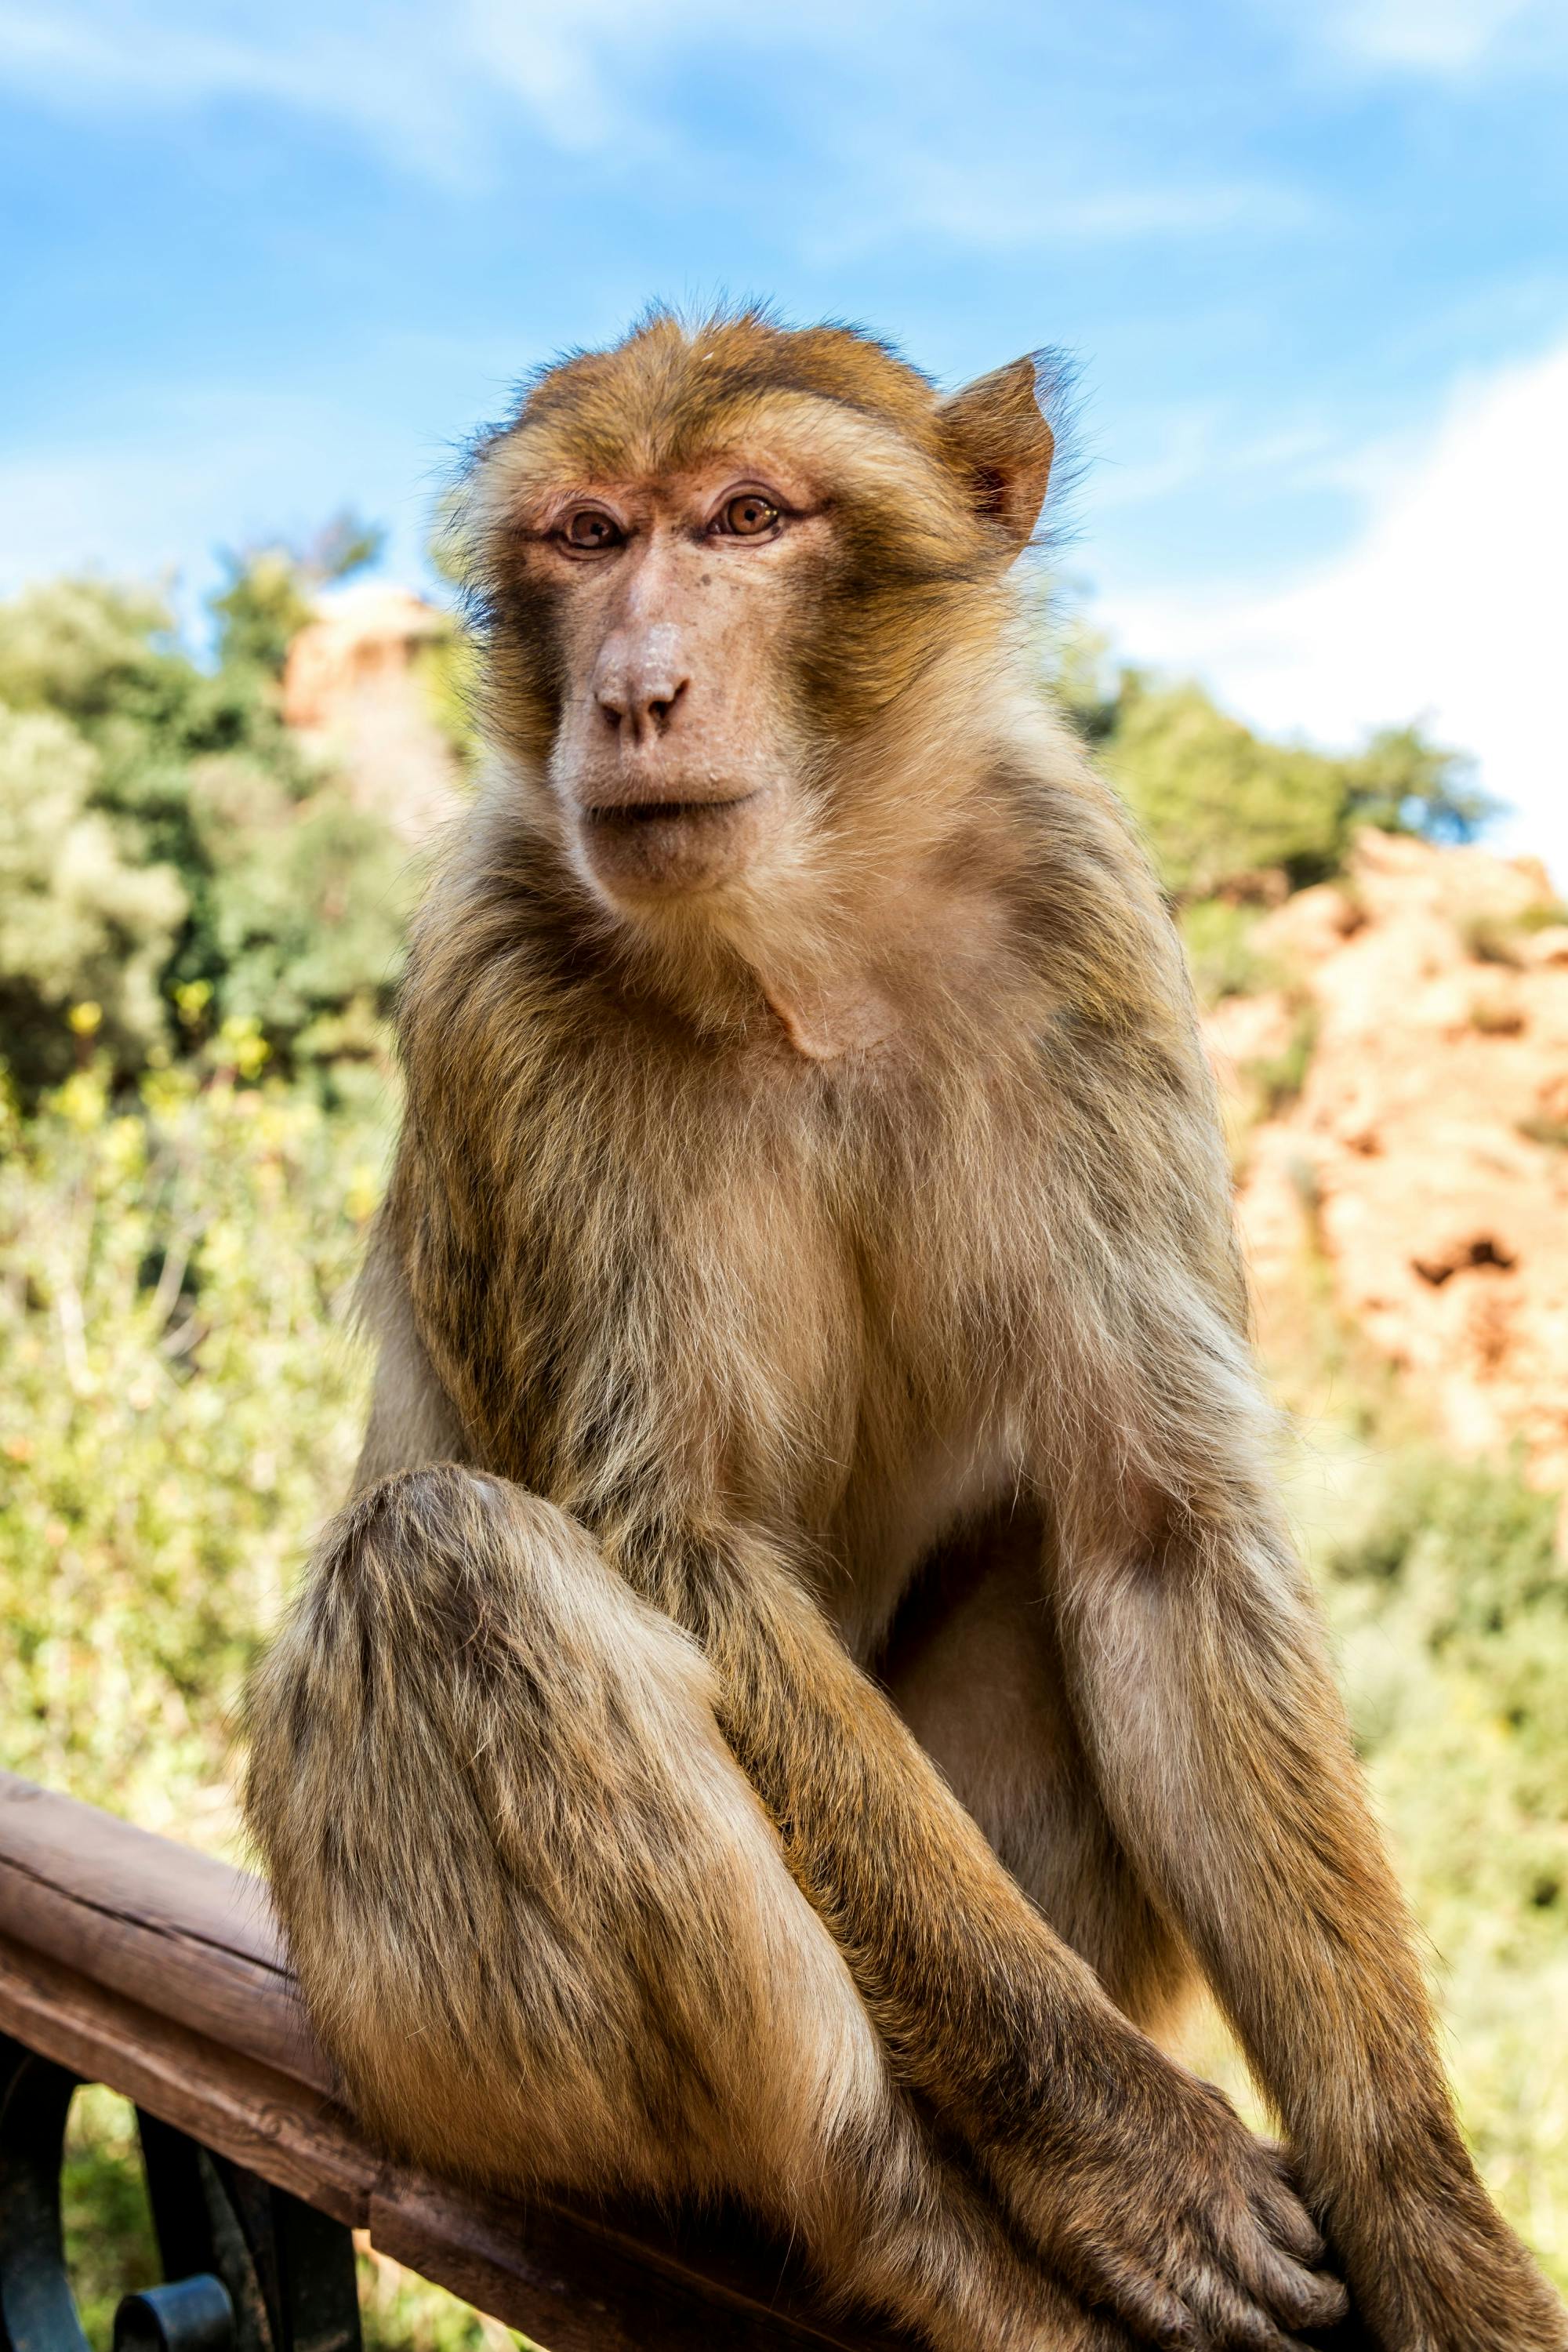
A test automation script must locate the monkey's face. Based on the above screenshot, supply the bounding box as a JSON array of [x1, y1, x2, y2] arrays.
[[518, 452, 829, 906], [466, 314, 1055, 915]]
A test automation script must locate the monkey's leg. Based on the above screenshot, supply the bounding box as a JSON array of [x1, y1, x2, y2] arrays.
[[1046, 1323, 1568, 2352], [878, 1510, 1195, 2042], [244, 1466, 1127, 2352]]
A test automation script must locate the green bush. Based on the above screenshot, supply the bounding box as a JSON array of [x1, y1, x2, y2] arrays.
[[1177, 1429, 1568, 2292], [0, 1061, 529, 2347], [1178, 898, 1276, 1004], [0, 704, 187, 1082], [0, 1062, 387, 1841], [1309, 1443, 1568, 2278], [0, 564, 413, 1094], [1050, 626, 1493, 902]]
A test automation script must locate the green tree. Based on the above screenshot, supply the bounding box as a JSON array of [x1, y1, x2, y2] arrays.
[[1341, 722, 1493, 845], [211, 507, 386, 678], [209, 550, 315, 678], [0, 706, 186, 1088], [1104, 672, 1348, 897], [0, 540, 410, 1093], [1051, 624, 1494, 899]]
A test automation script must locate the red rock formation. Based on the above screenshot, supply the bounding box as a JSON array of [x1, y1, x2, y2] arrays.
[[1206, 830, 1568, 1495], [282, 584, 463, 844]]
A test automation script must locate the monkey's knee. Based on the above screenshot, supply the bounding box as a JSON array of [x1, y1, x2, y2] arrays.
[[245, 1468, 877, 2197], [267, 1461, 601, 1671], [249, 1470, 635, 2142], [249, 1464, 590, 1886]]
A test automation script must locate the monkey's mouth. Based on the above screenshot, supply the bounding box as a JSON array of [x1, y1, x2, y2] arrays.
[[584, 795, 757, 828], [577, 790, 768, 899]]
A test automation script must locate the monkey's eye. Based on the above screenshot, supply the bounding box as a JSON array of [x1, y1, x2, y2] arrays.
[[558, 508, 624, 552], [712, 492, 781, 539]]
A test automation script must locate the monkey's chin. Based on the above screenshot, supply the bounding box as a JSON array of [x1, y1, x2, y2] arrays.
[[577, 794, 769, 902]]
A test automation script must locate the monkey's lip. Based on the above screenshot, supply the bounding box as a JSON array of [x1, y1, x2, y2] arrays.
[[583, 793, 758, 827]]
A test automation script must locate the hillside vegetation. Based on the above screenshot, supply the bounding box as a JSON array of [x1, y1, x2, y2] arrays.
[[2, 558, 1562, 2332]]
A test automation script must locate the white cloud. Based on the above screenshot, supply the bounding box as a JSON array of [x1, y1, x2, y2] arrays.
[[0, 0, 1312, 243], [1086, 407, 1348, 515], [0, 0, 855, 161], [1099, 338, 1568, 885], [820, 154, 1315, 260], [0, 1, 485, 179], [1303, 0, 1563, 74]]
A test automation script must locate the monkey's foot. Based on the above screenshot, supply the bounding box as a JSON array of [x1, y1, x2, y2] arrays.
[[1334, 2172, 1568, 2352]]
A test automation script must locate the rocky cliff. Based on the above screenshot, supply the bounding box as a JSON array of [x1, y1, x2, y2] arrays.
[[282, 582, 463, 844], [1207, 829, 1568, 1503]]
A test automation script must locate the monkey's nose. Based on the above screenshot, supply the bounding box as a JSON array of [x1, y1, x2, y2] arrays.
[[595, 672, 690, 746]]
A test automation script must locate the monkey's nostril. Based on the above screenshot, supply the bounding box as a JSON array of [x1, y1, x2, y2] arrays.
[[648, 680, 688, 734]]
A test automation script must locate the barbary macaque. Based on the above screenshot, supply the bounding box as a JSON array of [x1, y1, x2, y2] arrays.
[[245, 309, 1568, 2352]]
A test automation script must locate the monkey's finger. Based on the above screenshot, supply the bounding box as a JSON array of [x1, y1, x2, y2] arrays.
[[1252, 2250, 1348, 2335], [1253, 2188, 1329, 2269], [1220, 2220, 1348, 2337], [1073, 2249, 1208, 2351], [1247, 2147, 1330, 2267], [1184, 2267, 1311, 2352]]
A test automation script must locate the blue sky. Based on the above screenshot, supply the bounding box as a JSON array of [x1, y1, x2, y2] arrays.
[[4, 0, 1566, 867]]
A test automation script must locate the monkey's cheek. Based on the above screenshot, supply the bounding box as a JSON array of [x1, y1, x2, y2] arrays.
[[577, 796, 775, 902]]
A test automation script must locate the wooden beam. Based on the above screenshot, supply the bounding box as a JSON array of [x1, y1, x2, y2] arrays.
[[0, 1933, 375, 2228], [0, 1777, 909, 2350], [0, 1772, 325, 2092]]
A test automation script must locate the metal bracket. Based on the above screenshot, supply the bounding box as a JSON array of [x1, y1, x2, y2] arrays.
[[113, 2277, 235, 2352], [0, 2035, 360, 2352], [135, 2114, 361, 2352]]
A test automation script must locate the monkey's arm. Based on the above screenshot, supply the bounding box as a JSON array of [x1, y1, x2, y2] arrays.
[[1042, 1261, 1568, 2352], [613, 1510, 1344, 2350], [353, 1222, 474, 1490]]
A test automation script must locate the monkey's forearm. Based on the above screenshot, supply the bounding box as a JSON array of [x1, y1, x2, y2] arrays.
[[622, 1518, 1143, 2101], [1066, 1534, 1448, 2152], [1040, 1261, 1462, 2171], [610, 1516, 1345, 2348]]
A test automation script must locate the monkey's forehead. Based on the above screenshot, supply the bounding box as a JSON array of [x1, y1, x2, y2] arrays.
[[485, 310, 948, 479]]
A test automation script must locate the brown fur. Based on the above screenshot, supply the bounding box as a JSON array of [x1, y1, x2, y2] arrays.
[[245, 307, 1567, 2352]]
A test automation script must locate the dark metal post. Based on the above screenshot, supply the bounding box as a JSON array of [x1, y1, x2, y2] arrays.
[[0, 2034, 92, 2352]]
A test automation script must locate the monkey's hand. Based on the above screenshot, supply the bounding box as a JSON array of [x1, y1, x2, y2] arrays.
[[985, 2049, 1348, 2351]]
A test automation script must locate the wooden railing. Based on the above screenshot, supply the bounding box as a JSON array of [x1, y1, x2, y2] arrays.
[[0, 1772, 909, 2352]]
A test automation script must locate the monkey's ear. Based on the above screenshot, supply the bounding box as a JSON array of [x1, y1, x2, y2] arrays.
[[936, 356, 1054, 553]]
